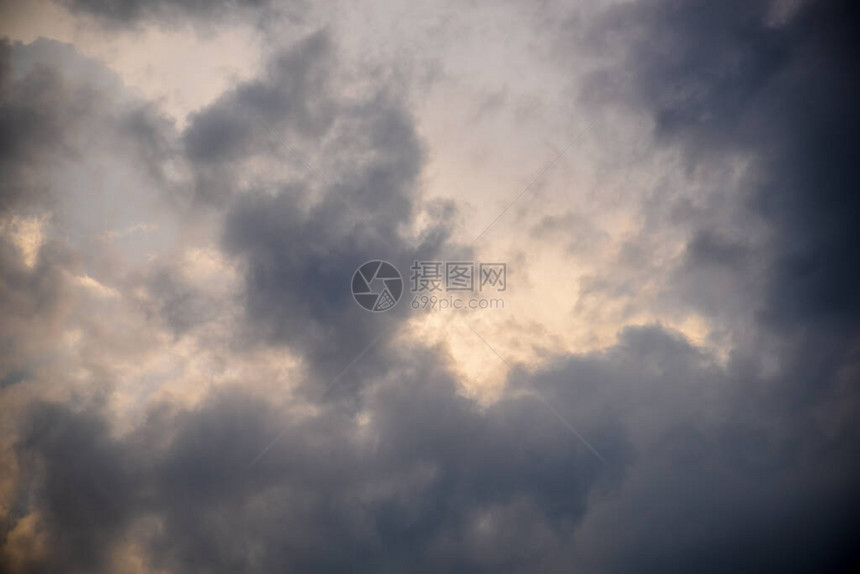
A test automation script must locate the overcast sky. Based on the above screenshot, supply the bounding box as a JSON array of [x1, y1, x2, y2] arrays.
[[1, 0, 859, 572]]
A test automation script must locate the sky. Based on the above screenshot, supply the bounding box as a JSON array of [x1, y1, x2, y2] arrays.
[[0, 0, 859, 572]]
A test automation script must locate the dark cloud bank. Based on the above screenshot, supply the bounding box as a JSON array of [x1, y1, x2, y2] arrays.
[[55, 0, 304, 26], [2, 0, 860, 572]]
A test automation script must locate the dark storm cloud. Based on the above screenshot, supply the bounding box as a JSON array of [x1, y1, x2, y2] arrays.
[[669, 229, 755, 322], [0, 39, 89, 380], [529, 326, 860, 573], [588, 0, 860, 415], [3, 345, 626, 574], [0, 38, 87, 215], [7, 401, 140, 574], [182, 32, 336, 204], [585, 0, 860, 340], [3, 0, 860, 572], [53, 0, 301, 26], [0, 37, 190, 381], [9, 320, 855, 573], [184, 33, 332, 163], [1, 37, 185, 216], [200, 33, 463, 385], [541, 0, 860, 570], [0, 31, 461, 388]]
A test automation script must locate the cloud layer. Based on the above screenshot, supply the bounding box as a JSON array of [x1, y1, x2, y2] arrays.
[[1, 0, 859, 572]]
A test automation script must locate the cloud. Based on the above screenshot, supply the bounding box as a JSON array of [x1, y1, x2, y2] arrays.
[[3, 344, 625, 573], [536, 0, 860, 569], [0, 38, 88, 215], [528, 325, 860, 572], [1, 0, 860, 572], [0, 36, 187, 378], [207, 32, 464, 386], [583, 0, 860, 340], [52, 0, 303, 26], [9, 401, 141, 574], [7, 321, 857, 573]]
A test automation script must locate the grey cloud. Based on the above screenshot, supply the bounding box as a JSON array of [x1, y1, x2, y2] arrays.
[[3, 1, 860, 572], [583, 0, 860, 341], [0, 37, 192, 375], [0, 235, 75, 385], [0, 39, 106, 409], [1, 37, 186, 216], [668, 229, 756, 320], [8, 321, 857, 573], [182, 32, 336, 205], [3, 344, 626, 574], [118, 104, 186, 201], [52, 0, 302, 26], [206, 33, 465, 385], [511, 325, 860, 573], [184, 32, 334, 165], [10, 401, 140, 574], [143, 265, 216, 336], [0, 38, 89, 215], [542, 0, 860, 569], [611, 0, 860, 413], [1, 31, 461, 391]]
